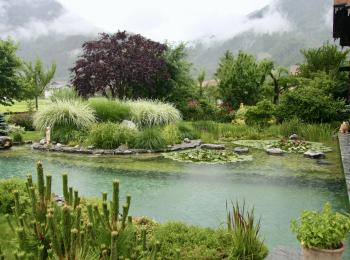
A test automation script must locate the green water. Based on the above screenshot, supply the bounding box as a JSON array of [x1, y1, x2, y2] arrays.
[[0, 144, 349, 255]]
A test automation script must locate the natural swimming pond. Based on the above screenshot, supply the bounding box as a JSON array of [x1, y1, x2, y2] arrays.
[[0, 143, 349, 256]]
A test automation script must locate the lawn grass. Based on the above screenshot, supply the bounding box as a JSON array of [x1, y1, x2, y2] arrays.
[[0, 99, 51, 113], [22, 131, 42, 142]]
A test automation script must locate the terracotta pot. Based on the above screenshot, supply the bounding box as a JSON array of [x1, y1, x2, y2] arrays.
[[302, 244, 345, 260]]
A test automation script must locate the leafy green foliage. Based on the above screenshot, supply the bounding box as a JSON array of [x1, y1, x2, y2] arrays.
[[216, 51, 272, 109], [11, 132, 23, 143], [22, 58, 56, 110], [88, 122, 137, 149], [128, 99, 182, 127], [0, 178, 28, 214], [227, 202, 268, 260], [276, 85, 346, 123], [0, 39, 25, 106], [291, 203, 350, 250], [153, 222, 233, 260], [88, 97, 131, 123], [164, 149, 252, 164], [135, 128, 167, 150], [245, 100, 275, 126], [50, 87, 79, 102], [8, 112, 34, 131]]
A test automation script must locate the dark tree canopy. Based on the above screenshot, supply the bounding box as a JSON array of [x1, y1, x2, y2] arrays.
[[0, 39, 24, 106], [71, 31, 168, 99]]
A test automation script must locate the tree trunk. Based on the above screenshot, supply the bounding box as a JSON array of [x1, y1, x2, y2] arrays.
[[35, 96, 39, 111], [347, 72, 350, 104], [270, 73, 279, 104]]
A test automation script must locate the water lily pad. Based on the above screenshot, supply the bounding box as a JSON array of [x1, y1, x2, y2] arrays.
[[233, 140, 332, 153], [163, 149, 252, 164]]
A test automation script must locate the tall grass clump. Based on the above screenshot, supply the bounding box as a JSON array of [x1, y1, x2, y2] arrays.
[[227, 202, 268, 260], [162, 124, 182, 145], [176, 122, 201, 140], [33, 100, 95, 131], [128, 99, 181, 127], [50, 87, 80, 102], [135, 128, 167, 150], [88, 122, 137, 149], [89, 97, 131, 123]]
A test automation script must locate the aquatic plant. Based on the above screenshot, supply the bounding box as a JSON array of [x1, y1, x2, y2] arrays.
[[233, 139, 332, 153], [6, 162, 154, 259], [227, 202, 268, 260], [127, 99, 182, 127], [163, 149, 252, 164], [33, 100, 96, 131], [88, 97, 131, 123], [135, 128, 167, 150]]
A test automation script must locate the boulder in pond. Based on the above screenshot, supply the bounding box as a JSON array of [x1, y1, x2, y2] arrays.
[[201, 144, 225, 150], [266, 148, 284, 155], [0, 136, 12, 149], [234, 147, 249, 154], [304, 150, 325, 159], [289, 134, 299, 140]]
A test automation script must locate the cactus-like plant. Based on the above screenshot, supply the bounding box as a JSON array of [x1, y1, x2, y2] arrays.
[[7, 161, 151, 259]]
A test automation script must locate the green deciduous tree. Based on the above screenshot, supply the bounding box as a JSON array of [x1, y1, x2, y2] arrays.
[[23, 58, 56, 110], [298, 43, 350, 101], [0, 39, 25, 106], [216, 51, 272, 109]]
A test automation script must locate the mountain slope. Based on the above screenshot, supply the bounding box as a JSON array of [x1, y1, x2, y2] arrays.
[[0, 0, 335, 80]]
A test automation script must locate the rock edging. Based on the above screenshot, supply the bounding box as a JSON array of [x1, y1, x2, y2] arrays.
[[31, 140, 203, 155]]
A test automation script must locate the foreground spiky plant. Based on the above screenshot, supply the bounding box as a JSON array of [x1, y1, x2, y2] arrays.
[[226, 202, 268, 260], [33, 100, 96, 131], [6, 162, 159, 259], [127, 99, 182, 127]]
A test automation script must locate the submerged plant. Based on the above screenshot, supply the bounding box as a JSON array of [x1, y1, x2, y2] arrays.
[[227, 202, 268, 260]]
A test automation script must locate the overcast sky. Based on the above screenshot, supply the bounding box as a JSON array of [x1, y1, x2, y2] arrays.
[[56, 0, 288, 42]]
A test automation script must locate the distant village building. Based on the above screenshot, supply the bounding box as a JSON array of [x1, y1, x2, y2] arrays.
[[44, 81, 69, 98], [289, 65, 300, 76]]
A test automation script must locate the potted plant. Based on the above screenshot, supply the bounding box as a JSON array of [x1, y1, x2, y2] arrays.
[[291, 202, 350, 260]]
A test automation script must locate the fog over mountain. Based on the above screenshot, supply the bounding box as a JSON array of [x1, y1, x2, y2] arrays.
[[0, 0, 335, 80]]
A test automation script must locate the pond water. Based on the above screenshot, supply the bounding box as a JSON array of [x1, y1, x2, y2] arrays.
[[0, 143, 349, 256]]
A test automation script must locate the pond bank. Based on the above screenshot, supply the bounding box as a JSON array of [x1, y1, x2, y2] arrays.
[[339, 133, 350, 200]]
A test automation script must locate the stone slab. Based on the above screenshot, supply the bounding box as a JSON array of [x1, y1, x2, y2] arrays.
[[338, 133, 350, 199]]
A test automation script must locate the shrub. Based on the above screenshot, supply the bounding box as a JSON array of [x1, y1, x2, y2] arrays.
[[88, 122, 137, 149], [6, 162, 149, 259], [50, 87, 79, 102], [162, 124, 181, 145], [153, 222, 232, 260], [227, 202, 268, 260], [291, 203, 350, 250], [0, 178, 28, 214], [245, 100, 275, 126], [8, 113, 34, 130], [276, 86, 346, 123], [135, 128, 167, 150], [127, 99, 181, 127], [12, 132, 23, 142], [88, 98, 131, 123], [182, 99, 219, 121]]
